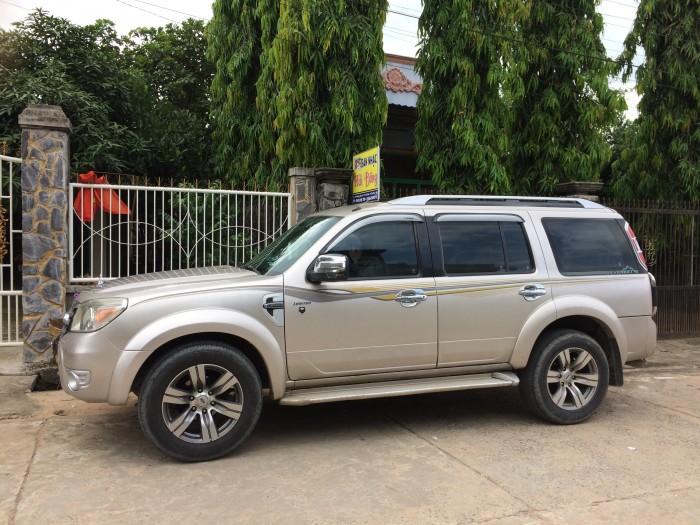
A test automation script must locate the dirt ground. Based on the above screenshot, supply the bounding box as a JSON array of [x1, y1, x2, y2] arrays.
[[1, 339, 699, 524]]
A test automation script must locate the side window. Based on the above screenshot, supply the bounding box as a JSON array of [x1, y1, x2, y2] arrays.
[[328, 221, 420, 279], [543, 218, 641, 276], [438, 220, 534, 275]]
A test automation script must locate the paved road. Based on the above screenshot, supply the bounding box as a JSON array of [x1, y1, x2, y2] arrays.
[[2, 339, 699, 524]]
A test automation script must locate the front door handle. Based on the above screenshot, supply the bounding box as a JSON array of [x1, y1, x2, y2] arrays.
[[395, 289, 427, 308], [518, 284, 547, 301]]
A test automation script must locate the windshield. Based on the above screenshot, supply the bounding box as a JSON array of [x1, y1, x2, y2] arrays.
[[245, 215, 340, 275]]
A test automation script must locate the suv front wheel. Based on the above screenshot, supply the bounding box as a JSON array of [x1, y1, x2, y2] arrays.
[[137, 341, 262, 462], [520, 330, 609, 424]]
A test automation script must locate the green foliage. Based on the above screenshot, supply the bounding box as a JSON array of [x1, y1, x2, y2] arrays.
[[207, 0, 280, 189], [208, 0, 388, 189], [270, 0, 388, 172], [612, 0, 700, 202], [0, 10, 212, 181], [509, 0, 625, 195], [600, 114, 635, 195], [0, 10, 150, 174], [125, 19, 214, 180], [415, 0, 519, 194]]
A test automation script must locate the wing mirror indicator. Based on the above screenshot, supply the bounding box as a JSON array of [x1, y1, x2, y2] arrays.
[[308, 254, 348, 283]]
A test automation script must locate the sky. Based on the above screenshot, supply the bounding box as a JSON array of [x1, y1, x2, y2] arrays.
[[0, 0, 641, 117]]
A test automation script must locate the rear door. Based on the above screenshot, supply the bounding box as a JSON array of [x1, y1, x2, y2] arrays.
[[429, 212, 553, 367]]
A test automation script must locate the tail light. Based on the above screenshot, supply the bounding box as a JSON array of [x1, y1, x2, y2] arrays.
[[625, 222, 647, 269]]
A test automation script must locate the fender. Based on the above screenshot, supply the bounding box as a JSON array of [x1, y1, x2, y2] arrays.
[[510, 300, 558, 369], [107, 308, 286, 404], [510, 296, 628, 369]]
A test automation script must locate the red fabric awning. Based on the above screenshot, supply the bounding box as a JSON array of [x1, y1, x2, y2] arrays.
[[73, 171, 131, 223]]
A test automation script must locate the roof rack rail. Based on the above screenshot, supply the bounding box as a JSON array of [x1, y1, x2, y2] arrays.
[[389, 195, 604, 209]]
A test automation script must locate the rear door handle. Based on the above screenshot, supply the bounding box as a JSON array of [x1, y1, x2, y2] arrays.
[[518, 284, 547, 301], [395, 289, 427, 308]]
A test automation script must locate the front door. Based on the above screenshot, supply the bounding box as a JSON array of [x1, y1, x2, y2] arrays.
[[284, 215, 437, 381]]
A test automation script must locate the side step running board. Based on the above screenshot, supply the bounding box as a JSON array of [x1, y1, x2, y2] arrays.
[[279, 372, 519, 406]]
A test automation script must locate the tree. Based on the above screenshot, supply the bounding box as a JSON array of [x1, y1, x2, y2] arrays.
[[208, 0, 388, 189], [509, 0, 625, 195], [612, 0, 700, 202], [415, 0, 519, 194], [269, 0, 388, 177], [125, 19, 214, 180], [207, 0, 280, 188], [600, 114, 635, 195], [0, 10, 213, 181], [0, 10, 150, 174]]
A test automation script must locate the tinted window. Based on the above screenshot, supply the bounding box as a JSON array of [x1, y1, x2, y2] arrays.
[[438, 221, 534, 275], [543, 218, 641, 276], [329, 221, 419, 279], [502, 222, 534, 273]]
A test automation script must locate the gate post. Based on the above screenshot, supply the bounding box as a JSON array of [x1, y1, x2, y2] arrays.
[[288, 167, 317, 226], [288, 167, 352, 225], [18, 104, 72, 363]]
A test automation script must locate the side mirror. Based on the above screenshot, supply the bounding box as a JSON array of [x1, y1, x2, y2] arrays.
[[307, 254, 348, 283]]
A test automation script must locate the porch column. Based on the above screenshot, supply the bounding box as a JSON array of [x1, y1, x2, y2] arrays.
[[18, 104, 73, 363]]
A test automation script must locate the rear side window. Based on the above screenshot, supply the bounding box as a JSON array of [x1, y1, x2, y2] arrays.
[[543, 218, 641, 276], [438, 221, 534, 275]]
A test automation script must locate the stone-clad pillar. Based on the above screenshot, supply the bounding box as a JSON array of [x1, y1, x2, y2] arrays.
[[288, 167, 317, 226], [288, 167, 352, 225], [18, 105, 72, 363]]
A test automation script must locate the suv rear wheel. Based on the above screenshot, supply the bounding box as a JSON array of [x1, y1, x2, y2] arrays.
[[520, 330, 609, 424], [138, 341, 262, 462]]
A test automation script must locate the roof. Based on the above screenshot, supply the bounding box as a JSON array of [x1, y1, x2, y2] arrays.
[[382, 54, 422, 108]]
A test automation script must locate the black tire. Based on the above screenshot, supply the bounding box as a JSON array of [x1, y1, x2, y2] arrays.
[[519, 330, 609, 424], [137, 341, 262, 462]]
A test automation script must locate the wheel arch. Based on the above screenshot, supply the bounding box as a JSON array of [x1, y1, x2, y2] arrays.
[[528, 317, 624, 386], [107, 309, 287, 405], [511, 297, 627, 386], [130, 332, 273, 399]]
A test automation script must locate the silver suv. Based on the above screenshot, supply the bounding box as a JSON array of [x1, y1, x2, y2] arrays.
[[57, 195, 657, 462]]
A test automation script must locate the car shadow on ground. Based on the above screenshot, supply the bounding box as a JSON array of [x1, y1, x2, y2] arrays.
[[53, 387, 535, 463]]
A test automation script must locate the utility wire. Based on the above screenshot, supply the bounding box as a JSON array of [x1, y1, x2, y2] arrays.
[[114, 0, 179, 23], [0, 0, 29, 10], [122, 0, 207, 20], [603, 0, 639, 9]]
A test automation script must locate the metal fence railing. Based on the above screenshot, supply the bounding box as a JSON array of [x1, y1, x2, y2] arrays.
[[69, 181, 293, 283], [1, 154, 22, 345], [603, 199, 700, 335]]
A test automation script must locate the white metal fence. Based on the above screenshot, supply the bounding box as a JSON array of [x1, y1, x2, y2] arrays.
[[68, 182, 293, 283], [1, 154, 22, 346]]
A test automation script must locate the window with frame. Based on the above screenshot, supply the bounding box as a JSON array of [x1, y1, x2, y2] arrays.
[[328, 221, 420, 279], [543, 218, 641, 276], [438, 219, 534, 275]]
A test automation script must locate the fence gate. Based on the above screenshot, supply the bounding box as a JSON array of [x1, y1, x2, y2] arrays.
[[68, 181, 293, 283], [0, 155, 22, 346]]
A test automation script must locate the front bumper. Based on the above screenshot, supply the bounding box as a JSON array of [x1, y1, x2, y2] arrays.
[[57, 330, 125, 403]]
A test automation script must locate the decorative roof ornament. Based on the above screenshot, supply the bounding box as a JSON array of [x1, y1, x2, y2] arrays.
[[382, 68, 422, 94]]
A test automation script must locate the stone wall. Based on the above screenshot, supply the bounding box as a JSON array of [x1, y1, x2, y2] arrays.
[[19, 105, 72, 363]]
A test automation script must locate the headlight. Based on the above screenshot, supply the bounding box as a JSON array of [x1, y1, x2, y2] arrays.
[[70, 298, 128, 333]]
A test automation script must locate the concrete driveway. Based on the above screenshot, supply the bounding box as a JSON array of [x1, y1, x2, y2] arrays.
[[2, 339, 699, 524]]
